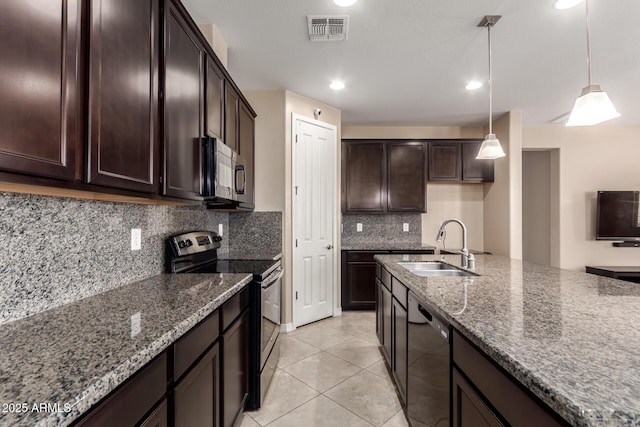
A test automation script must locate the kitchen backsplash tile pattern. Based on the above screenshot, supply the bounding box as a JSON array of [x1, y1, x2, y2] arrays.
[[0, 192, 228, 324], [226, 211, 283, 256], [341, 214, 422, 246]]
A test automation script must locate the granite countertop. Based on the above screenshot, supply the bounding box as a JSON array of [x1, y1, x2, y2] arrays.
[[341, 242, 437, 251], [0, 272, 252, 427], [375, 254, 640, 427], [222, 249, 282, 261]]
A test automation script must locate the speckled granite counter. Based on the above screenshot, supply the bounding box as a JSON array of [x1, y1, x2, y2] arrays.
[[222, 249, 282, 261], [0, 272, 252, 427], [375, 254, 640, 427], [341, 243, 436, 251]]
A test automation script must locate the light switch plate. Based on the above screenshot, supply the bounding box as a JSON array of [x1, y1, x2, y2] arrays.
[[131, 228, 141, 251], [218, 223, 224, 236], [357, 223, 363, 232], [403, 223, 409, 232]]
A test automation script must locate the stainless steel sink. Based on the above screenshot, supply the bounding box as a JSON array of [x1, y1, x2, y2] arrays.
[[398, 261, 477, 277]]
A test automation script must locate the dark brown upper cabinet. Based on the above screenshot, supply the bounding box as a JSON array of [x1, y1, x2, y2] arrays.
[[224, 83, 239, 152], [343, 142, 386, 213], [162, 2, 204, 201], [0, 0, 81, 181], [428, 140, 494, 182], [87, 0, 159, 193], [387, 142, 427, 212], [462, 141, 495, 182], [236, 102, 255, 210], [206, 57, 224, 139], [342, 140, 426, 213]]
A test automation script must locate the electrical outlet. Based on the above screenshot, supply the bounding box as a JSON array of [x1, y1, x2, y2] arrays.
[[403, 223, 409, 232], [218, 223, 224, 236], [130, 312, 141, 338], [131, 228, 141, 251], [357, 223, 363, 232]]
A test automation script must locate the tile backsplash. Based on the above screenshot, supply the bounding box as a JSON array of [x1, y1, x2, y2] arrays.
[[0, 192, 230, 324], [227, 211, 282, 256], [341, 214, 422, 246]]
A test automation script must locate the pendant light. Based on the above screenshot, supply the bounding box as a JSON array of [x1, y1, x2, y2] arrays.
[[476, 15, 506, 160], [566, 0, 620, 126]]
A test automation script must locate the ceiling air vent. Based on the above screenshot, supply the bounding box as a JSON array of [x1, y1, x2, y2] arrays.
[[307, 16, 349, 42]]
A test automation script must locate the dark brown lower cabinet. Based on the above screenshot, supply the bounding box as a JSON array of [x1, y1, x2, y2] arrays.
[[139, 400, 168, 427], [452, 369, 502, 427], [174, 343, 220, 427], [375, 277, 383, 344], [222, 310, 250, 427], [381, 282, 392, 366], [75, 354, 167, 426], [452, 330, 568, 427], [392, 298, 408, 404], [342, 251, 382, 310], [342, 250, 434, 310]]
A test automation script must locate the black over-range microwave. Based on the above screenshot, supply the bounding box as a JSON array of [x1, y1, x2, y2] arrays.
[[202, 136, 245, 206]]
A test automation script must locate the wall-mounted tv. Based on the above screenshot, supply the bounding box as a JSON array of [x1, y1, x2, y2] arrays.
[[596, 191, 640, 242]]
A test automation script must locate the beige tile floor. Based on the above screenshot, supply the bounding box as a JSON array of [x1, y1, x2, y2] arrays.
[[241, 311, 409, 427]]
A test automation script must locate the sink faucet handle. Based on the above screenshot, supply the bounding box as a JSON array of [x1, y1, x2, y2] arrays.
[[467, 253, 476, 271]]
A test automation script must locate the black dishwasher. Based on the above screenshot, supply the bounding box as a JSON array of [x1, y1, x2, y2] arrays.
[[407, 291, 451, 427]]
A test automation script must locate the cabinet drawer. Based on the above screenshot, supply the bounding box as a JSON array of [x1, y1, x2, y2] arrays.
[[174, 310, 220, 380], [452, 331, 567, 427], [379, 267, 392, 290], [77, 353, 167, 426], [347, 251, 387, 262], [221, 285, 250, 331], [391, 278, 407, 309]]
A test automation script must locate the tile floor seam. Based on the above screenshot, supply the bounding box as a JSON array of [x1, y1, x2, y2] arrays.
[[245, 312, 408, 427], [258, 391, 319, 427], [320, 390, 376, 427], [323, 346, 383, 371], [281, 350, 365, 393]]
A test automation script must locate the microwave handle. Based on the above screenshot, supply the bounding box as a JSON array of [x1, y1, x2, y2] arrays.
[[235, 164, 246, 195]]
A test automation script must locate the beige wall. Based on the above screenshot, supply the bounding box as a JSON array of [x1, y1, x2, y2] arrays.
[[523, 126, 640, 270], [342, 125, 487, 250], [244, 90, 286, 212], [522, 151, 551, 265], [423, 184, 485, 251], [483, 111, 523, 259]]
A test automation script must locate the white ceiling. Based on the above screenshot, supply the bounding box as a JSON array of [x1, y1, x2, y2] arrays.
[[182, 0, 640, 127]]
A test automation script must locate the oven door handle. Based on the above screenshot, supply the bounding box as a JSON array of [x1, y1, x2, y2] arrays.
[[261, 268, 284, 289]]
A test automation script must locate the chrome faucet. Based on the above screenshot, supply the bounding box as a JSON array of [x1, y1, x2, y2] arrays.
[[435, 219, 476, 270]]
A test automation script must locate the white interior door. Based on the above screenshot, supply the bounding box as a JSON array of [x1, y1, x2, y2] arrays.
[[292, 114, 336, 327]]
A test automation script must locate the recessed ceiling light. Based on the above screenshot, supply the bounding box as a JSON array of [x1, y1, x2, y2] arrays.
[[334, 0, 358, 6], [330, 81, 345, 90], [465, 81, 483, 90], [554, 0, 583, 10]]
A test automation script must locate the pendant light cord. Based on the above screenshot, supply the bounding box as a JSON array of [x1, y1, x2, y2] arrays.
[[488, 23, 493, 135], [585, 0, 592, 86]]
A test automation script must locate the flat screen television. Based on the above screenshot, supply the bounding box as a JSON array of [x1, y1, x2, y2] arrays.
[[596, 191, 640, 241]]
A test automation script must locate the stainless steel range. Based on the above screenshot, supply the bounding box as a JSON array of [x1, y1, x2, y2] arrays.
[[165, 230, 282, 409]]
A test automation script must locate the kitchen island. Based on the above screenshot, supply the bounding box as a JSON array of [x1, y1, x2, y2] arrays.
[[0, 272, 252, 426], [375, 254, 640, 427]]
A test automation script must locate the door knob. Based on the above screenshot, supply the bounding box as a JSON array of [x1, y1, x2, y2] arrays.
[[326, 244, 333, 250]]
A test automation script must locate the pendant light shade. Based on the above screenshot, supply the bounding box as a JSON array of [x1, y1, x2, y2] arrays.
[[566, 85, 620, 126], [477, 134, 506, 159], [566, 0, 619, 126], [476, 16, 506, 160]]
